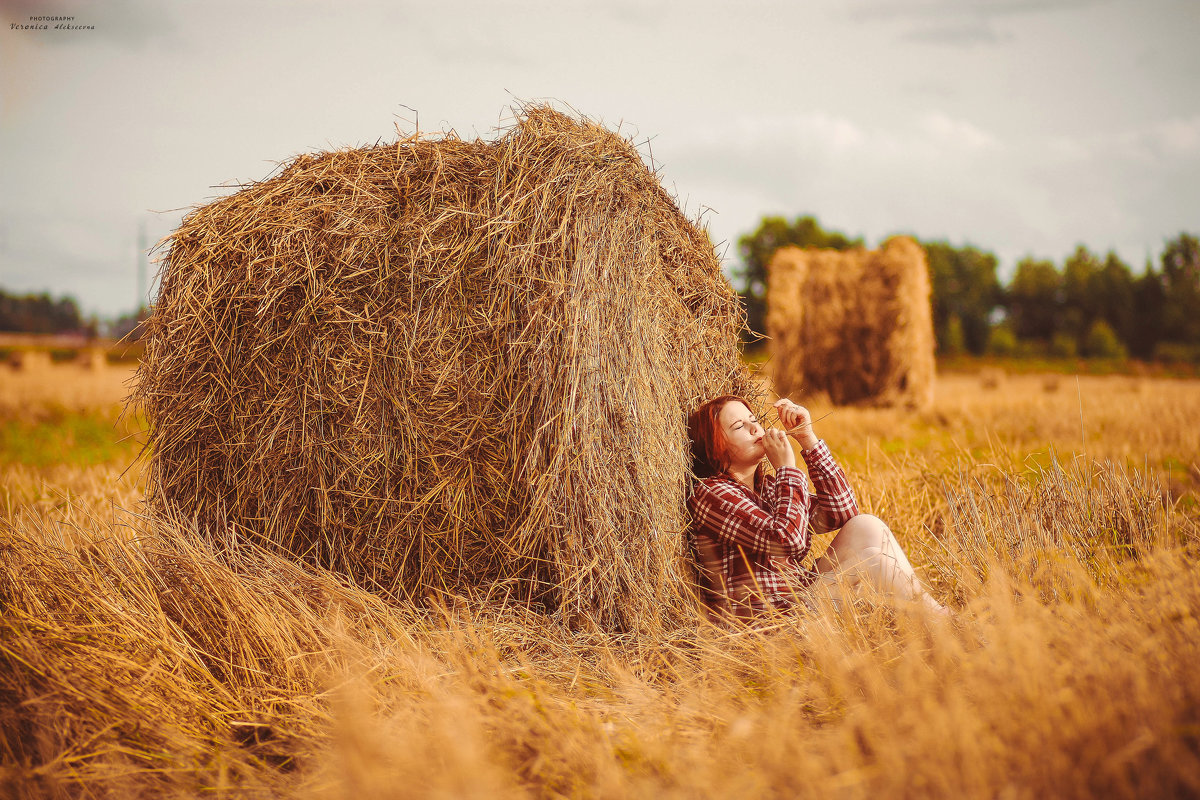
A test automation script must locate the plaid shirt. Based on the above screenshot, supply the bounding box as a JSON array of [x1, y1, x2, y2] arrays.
[[687, 440, 860, 618]]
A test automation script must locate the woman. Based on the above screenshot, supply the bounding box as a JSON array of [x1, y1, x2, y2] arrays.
[[687, 394, 948, 620]]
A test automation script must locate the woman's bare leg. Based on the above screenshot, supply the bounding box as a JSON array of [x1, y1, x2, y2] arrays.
[[813, 514, 948, 614]]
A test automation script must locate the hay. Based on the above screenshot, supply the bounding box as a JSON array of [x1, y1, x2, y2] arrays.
[[6, 349, 51, 372], [765, 236, 935, 408], [133, 106, 758, 633], [77, 347, 108, 371], [980, 367, 1006, 391]]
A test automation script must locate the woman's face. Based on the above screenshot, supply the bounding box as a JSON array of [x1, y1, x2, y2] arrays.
[[717, 400, 765, 470]]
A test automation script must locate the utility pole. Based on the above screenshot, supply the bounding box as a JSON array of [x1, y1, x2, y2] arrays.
[[137, 218, 147, 316]]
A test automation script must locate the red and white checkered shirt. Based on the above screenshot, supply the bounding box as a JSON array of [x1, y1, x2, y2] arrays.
[[687, 440, 860, 618]]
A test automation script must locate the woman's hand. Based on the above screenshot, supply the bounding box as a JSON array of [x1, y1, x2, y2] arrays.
[[761, 428, 797, 470], [773, 398, 819, 451]]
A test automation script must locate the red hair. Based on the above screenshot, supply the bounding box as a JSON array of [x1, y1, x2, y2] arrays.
[[688, 395, 763, 482]]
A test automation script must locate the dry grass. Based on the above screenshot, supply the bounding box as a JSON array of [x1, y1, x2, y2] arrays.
[[819, 372, 1200, 469], [0, 359, 129, 418], [0, 364, 143, 519], [1, 365, 1198, 797]]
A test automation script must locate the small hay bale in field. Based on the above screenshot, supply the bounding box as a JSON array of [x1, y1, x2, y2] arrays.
[[77, 347, 108, 371], [979, 367, 1006, 390], [765, 236, 935, 408], [7, 349, 51, 372], [133, 106, 758, 633]]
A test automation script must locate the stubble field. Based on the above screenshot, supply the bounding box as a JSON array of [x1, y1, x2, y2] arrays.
[[2, 362, 1198, 798]]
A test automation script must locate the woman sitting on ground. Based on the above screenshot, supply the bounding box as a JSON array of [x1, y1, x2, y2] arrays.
[[687, 394, 948, 620]]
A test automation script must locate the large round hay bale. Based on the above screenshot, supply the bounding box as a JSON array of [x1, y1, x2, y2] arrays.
[[766, 236, 935, 408], [133, 106, 757, 632]]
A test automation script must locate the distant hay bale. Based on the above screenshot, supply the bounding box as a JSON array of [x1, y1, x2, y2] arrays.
[[77, 347, 108, 370], [980, 367, 1006, 390], [133, 106, 757, 632], [7, 349, 51, 372], [765, 237, 935, 408]]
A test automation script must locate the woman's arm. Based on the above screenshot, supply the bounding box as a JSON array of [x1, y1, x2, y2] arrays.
[[774, 398, 860, 532], [688, 468, 813, 559], [801, 440, 860, 533]]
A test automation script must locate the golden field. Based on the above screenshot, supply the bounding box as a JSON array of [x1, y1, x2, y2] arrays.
[[2, 362, 1198, 798]]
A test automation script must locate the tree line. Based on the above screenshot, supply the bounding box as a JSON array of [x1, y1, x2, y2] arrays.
[[0, 289, 147, 340], [5, 221, 1199, 362], [0, 290, 90, 335], [736, 216, 1200, 363]]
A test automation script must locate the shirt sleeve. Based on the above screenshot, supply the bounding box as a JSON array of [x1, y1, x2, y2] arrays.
[[801, 440, 861, 533], [689, 466, 812, 559]]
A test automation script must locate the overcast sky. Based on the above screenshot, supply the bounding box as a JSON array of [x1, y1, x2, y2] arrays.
[[1, 0, 1197, 318]]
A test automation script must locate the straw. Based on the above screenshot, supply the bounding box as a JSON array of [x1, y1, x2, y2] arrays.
[[132, 105, 762, 633], [765, 236, 935, 408]]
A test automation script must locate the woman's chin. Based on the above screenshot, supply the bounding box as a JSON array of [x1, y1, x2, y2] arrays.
[[727, 455, 761, 473]]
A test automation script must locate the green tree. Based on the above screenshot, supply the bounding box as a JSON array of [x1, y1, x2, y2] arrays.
[[986, 323, 1017, 356], [1006, 258, 1061, 342], [1082, 319, 1127, 359], [941, 313, 967, 355], [1061, 245, 1102, 343], [1049, 332, 1078, 358], [735, 215, 861, 340], [924, 241, 1001, 355], [1161, 233, 1200, 344], [1130, 261, 1166, 359], [0, 289, 85, 334], [1094, 252, 1136, 351]]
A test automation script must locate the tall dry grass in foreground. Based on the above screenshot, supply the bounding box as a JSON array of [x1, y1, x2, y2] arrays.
[[2, 365, 1199, 798]]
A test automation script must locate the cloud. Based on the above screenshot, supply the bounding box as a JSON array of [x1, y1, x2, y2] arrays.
[[656, 109, 1012, 262], [603, 0, 675, 27], [673, 110, 999, 165], [851, 0, 1104, 21], [918, 111, 999, 152], [739, 113, 868, 156], [1153, 115, 1200, 156], [1049, 114, 1200, 163], [900, 20, 1011, 45], [850, 0, 1107, 46]]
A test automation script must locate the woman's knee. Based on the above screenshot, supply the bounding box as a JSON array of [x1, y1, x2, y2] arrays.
[[824, 544, 889, 587], [837, 514, 891, 551], [844, 513, 889, 531]]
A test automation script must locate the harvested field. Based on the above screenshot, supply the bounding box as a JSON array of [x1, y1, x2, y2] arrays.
[[2, 363, 1199, 797], [2, 367, 1200, 796]]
